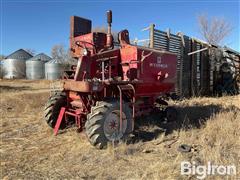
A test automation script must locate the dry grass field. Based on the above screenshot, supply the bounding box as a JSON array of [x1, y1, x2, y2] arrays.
[[0, 79, 239, 179]]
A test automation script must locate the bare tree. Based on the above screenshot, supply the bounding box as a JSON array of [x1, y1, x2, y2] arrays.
[[51, 44, 69, 61], [198, 14, 233, 45], [51, 44, 76, 64]]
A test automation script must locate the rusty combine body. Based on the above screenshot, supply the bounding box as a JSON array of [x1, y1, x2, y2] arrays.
[[44, 11, 177, 149]]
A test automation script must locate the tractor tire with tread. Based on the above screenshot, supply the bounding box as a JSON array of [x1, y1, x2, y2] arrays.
[[85, 99, 132, 149], [44, 91, 67, 129]]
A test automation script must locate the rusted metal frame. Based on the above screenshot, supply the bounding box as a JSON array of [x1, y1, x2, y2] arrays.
[[109, 60, 111, 79], [96, 55, 118, 62], [117, 84, 136, 133], [188, 47, 209, 56], [120, 85, 135, 104], [101, 61, 105, 81], [197, 44, 202, 95], [167, 36, 183, 96], [149, 24, 155, 48], [63, 80, 94, 92], [153, 32, 181, 53], [198, 44, 202, 95], [104, 87, 107, 97], [154, 37, 181, 45], [154, 39, 168, 45], [190, 40, 198, 96], [166, 29, 170, 51], [103, 79, 143, 85], [65, 111, 81, 129], [153, 35, 169, 42], [128, 84, 135, 131], [153, 42, 168, 48], [152, 45, 167, 51], [154, 31, 181, 41], [200, 45, 210, 95], [212, 58, 217, 94], [155, 34, 180, 42], [117, 85, 123, 134], [65, 91, 80, 129], [97, 56, 118, 81], [78, 93, 90, 113], [189, 41, 193, 96], [153, 39, 168, 48], [177, 32, 185, 48], [196, 43, 201, 95], [178, 39, 184, 96], [182, 36, 191, 97]]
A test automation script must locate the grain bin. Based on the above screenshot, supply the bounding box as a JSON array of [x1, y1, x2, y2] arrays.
[[45, 59, 64, 80], [0, 61, 3, 78], [2, 49, 33, 79], [26, 53, 52, 79]]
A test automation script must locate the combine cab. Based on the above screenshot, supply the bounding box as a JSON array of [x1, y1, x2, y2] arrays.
[[44, 10, 177, 149]]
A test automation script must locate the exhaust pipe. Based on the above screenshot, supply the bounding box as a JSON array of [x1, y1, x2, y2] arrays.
[[106, 10, 113, 48]]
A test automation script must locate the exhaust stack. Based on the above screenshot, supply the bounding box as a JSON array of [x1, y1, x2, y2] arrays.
[[106, 10, 113, 48]]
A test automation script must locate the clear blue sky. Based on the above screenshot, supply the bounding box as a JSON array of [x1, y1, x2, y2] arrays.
[[1, 0, 239, 56]]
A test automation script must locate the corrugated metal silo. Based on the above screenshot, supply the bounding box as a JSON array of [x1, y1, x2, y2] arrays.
[[0, 61, 3, 78], [45, 59, 64, 80], [3, 49, 33, 79], [26, 53, 52, 79]]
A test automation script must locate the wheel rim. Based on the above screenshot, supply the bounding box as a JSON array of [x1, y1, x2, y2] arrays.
[[103, 110, 127, 141]]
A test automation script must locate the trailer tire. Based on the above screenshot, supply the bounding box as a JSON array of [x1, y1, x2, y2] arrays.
[[44, 91, 67, 129], [85, 100, 132, 149]]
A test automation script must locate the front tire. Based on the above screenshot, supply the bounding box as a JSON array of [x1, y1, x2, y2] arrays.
[[85, 100, 132, 149], [44, 91, 67, 129]]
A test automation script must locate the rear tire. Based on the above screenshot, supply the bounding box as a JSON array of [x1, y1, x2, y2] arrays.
[[85, 100, 132, 149], [165, 106, 177, 122], [44, 91, 67, 129]]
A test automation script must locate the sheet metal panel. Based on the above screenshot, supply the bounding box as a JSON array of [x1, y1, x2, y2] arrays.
[[151, 27, 214, 97]]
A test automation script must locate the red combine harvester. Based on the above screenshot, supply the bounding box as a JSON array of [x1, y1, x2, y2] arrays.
[[44, 10, 177, 149]]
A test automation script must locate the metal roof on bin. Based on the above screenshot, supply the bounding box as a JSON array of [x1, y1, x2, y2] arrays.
[[6, 49, 33, 60], [45, 59, 65, 64], [27, 53, 52, 62]]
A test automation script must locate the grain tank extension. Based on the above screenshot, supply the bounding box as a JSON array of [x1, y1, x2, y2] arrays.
[[44, 10, 177, 149]]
